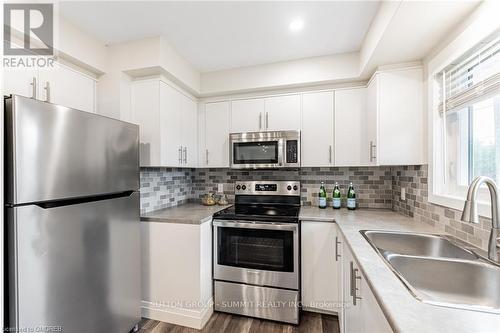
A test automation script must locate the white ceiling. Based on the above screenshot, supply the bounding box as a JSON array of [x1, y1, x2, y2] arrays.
[[60, 1, 380, 72]]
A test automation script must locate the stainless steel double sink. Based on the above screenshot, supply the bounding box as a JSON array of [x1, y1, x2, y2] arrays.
[[361, 230, 500, 314]]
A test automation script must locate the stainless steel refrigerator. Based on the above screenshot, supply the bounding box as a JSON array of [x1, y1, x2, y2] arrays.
[[4, 95, 141, 332]]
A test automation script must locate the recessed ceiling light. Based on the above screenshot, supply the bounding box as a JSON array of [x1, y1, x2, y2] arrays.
[[289, 18, 304, 32]]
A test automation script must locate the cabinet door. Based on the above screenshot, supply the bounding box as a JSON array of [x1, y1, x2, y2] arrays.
[[205, 102, 230, 167], [365, 76, 379, 166], [198, 104, 207, 166], [335, 88, 368, 166], [301, 91, 334, 167], [360, 276, 393, 333], [342, 241, 363, 333], [231, 98, 264, 132], [181, 95, 198, 167], [301, 221, 341, 313], [264, 94, 301, 131], [3, 69, 38, 98], [342, 240, 392, 333], [132, 80, 161, 166], [378, 68, 425, 165], [39, 64, 95, 113], [160, 82, 182, 166]]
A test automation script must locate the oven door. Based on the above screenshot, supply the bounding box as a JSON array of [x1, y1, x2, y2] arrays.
[[213, 220, 299, 290], [230, 138, 284, 169]]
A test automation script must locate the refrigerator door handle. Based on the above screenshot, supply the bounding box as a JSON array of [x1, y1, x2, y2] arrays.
[[34, 191, 135, 209]]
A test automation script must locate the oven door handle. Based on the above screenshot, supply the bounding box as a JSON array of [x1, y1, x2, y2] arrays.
[[213, 220, 298, 231]]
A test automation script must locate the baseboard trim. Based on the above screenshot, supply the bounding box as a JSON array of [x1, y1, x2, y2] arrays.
[[302, 306, 339, 316], [141, 299, 213, 329]]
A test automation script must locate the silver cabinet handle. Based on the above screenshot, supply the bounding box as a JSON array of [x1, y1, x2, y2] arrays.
[[183, 147, 187, 164], [178, 147, 182, 164], [30, 77, 37, 99], [259, 112, 262, 130], [352, 266, 362, 305], [370, 141, 377, 162], [205, 149, 209, 165], [44, 81, 50, 102], [265, 112, 269, 129], [335, 236, 341, 261], [329, 145, 332, 164], [350, 261, 355, 297]]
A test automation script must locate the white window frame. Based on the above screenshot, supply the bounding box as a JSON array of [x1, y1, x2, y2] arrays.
[[427, 9, 500, 219]]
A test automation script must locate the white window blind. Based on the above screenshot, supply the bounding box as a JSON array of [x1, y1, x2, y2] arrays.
[[438, 33, 500, 114]]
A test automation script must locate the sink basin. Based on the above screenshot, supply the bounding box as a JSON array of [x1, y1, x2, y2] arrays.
[[386, 254, 500, 313], [362, 230, 478, 260]]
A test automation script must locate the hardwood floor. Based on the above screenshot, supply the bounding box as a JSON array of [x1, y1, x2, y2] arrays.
[[139, 311, 339, 333]]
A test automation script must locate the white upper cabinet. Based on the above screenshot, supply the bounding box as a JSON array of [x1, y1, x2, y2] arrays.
[[367, 67, 425, 166], [3, 64, 95, 113], [160, 82, 182, 166], [181, 95, 198, 167], [301, 91, 334, 167], [231, 98, 265, 133], [264, 94, 301, 131], [335, 88, 368, 166], [3, 69, 38, 99], [204, 101, 231, 167], [38, 64, 96, 113], [133, 80, 161, 166], [132, 79, 198, 167], [365, 77, 378, 166]]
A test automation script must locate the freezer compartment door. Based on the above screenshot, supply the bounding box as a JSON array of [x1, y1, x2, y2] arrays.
[[5, 95, 139, 205], [6, 192, 141, 333]]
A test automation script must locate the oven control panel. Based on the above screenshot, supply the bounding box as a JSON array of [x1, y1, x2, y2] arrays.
[[235, 181, 300, 196]]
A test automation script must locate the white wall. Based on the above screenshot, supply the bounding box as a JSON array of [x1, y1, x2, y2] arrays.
[[58, 16, 107, 74], [200, 52, 359, 96], [97, 36, 200, 120]]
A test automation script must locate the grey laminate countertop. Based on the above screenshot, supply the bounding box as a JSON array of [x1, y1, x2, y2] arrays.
[[301, 207, 500, 333], [140, 203, 230, 225]]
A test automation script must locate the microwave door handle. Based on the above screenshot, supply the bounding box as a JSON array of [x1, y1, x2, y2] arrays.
[[278, 138, 285, 166]]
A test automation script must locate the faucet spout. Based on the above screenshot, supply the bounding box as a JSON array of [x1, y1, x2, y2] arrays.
[[461, 176, 500, 262]]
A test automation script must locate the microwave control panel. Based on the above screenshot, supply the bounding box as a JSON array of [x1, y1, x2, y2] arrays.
[[286, 140, 298, 164]]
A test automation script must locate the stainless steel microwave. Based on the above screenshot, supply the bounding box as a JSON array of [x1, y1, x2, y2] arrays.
[[229, 130, 300, 169]]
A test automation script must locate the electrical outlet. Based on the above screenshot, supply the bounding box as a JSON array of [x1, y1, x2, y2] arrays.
[[401, 187, 406, 201], [218, 183, 224, 193]]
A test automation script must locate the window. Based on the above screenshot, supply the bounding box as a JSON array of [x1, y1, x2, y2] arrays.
[[437, 32, 500, 200]]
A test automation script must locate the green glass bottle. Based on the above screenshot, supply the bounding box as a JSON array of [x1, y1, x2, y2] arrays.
[[332, 182, 341, 209], [346, 182, 356, 210], [319, 182, 327, 209]]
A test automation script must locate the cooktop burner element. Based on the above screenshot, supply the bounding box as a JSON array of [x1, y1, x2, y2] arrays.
[[213, 181, 300, 223]]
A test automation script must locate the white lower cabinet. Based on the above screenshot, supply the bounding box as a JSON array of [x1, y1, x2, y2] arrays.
[[341, 236, 392, 333], [141, 220, 213, 329], [301, 221, 342, 313]]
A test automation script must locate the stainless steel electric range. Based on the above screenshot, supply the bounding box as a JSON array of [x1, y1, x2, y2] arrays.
[[212, 181, 300, 324]]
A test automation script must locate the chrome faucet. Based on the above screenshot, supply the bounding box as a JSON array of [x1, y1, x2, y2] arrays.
[[461, 176, 500, 262]]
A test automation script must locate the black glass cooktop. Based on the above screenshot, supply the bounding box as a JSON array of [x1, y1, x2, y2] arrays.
[[213, 204, 300, 223]]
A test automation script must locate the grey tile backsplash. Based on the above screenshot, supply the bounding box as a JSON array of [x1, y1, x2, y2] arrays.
[[191, 167, 393, 209], [140, 164, 492, 250], [392, 165, 492, 251], [141, 166, 393, 213], [140, 168, 192, 213]]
